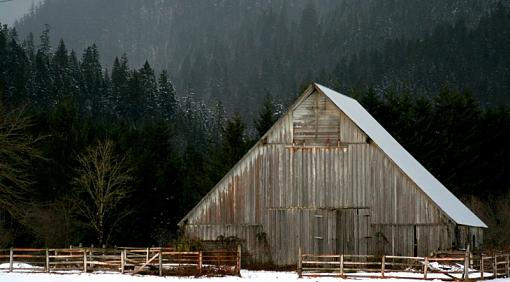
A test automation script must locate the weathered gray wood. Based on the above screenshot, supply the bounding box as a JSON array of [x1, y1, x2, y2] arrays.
[[83, 250, 87, 272], [9, 248, 13, 272], [424, 257, 428, 279], [198, 251, 202, 274], [480, 255, 484, 279], [45, 249, 49, 273], [180, 86, 485, 265], [506, 255, 509, 277], [237, 244, 241, 277], [297, 247, 302, 278], [133, 253, 159, 275], [158, 248, 162, 276], [121, 249, 125, 273], [340, 254, 344, 276], [494, 255, 498, 277], [381, 255, 385, 277], [463, 245, 470, 280]]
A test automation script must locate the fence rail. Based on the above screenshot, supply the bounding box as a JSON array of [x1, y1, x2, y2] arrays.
[[0, 246, 241, 277], [297, 248, 510, 281]]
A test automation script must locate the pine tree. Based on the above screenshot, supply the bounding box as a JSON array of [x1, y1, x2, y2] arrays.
[[158, 70, 177, 121], [80, 44, 103, 116], [222, 112, 247, 169], [139, 61, 157, 120], [33, 40, 53, 109], [52, 40, 70, 103], [111, 54, 129, 119], [38, 24, 51, 56], [254, 93, 277, 138]]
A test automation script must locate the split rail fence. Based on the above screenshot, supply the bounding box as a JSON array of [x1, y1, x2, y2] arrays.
[[297, 249, 510, 281], [0, 246, 241, 277]]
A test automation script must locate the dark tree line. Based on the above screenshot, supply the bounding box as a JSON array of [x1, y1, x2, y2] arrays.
[[351, 88, 510, 246], [322, 3, 510, 105], [14, 0, 505, 114], [0, 24, 277, 247], [1, 17, 510, 248]]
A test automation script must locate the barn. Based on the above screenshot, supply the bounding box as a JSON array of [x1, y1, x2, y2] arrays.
[[178, 83, 487, 266]]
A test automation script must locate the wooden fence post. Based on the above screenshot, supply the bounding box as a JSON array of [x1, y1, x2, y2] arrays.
[[198, 251, 203, 275], [506, 255, 509, 278], [381, 256, 385, 278], [236, 244, 242, 277], [83, 249, 87, 272], [88, 248, 93, 272], [463, 245, 470, 280], [494, 255, 498, 278], [297, 247, 302, 278], [340, 254, 344, 277], [424, 257, 429, 280], [121, 249, 125, 274], [158, 247, 163, 276], [146, 248, 149, 264], [9, 247, 13, 272], [45, 248, 49, 273], [481, 255, 484, 280]]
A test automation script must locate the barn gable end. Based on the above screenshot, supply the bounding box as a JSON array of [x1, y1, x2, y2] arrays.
[[179, 84, 486, 265]]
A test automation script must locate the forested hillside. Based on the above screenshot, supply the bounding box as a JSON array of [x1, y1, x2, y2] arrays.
[[14, 0, 505, 112], [0, 24, 247, 246], [322, 3, 510, 105], [1, 22, 510, 248], [2, 0, 510, 249]]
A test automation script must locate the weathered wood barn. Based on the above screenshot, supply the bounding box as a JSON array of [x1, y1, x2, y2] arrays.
[[179, 83, 487, 265]]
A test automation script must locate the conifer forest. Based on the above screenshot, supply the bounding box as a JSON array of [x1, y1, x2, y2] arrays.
[[0, 0, 510, 249]]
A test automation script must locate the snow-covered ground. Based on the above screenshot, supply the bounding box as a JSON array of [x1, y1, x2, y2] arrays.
[[0, 270, 510, 282], [0, 263, 508, 281]]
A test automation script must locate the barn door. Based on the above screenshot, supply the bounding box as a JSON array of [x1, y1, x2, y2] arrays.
[[336, 208, 371, 255], [310, 209, 337, 254]]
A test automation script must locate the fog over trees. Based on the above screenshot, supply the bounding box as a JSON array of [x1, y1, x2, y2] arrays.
[[14, 0, 508, 113], [0, 0, 509, 249]]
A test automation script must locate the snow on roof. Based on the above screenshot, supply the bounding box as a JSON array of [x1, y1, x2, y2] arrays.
[[315, 83, 487, 228]]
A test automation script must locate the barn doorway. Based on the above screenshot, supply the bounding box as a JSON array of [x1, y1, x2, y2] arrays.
[[336, 208, 371, 255]]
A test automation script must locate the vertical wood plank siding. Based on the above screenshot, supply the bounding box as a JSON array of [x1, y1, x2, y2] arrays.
[[182, 89, 483, 265]]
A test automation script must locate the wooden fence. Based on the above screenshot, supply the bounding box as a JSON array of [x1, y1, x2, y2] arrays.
[[297, 248, 510, 280], [0, 246, 241, 277]]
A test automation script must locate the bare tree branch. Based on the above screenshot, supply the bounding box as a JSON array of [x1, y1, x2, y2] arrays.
[[0, 104, 43, 219], [72, 139, 133, 246]]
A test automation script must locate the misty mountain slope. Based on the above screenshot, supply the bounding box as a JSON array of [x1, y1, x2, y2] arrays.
[[323, 4, 510, 105], [15, 0, 505, 113]]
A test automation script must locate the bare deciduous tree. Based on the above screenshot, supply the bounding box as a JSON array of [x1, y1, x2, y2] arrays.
[[0, 105, 43, 219], [72, 139, 133, 246]]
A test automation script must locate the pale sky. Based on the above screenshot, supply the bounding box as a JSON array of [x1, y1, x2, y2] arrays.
[[0, 0, 43, 26]]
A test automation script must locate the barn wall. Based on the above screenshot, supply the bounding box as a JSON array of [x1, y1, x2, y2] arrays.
[[182, 89, 483, 265], [184, 224, 271, 264]]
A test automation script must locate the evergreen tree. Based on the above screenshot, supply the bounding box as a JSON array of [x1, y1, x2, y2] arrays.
[[111, 54, 130, 119], [254, 93, 277, 138], [33, 40, 52, 109], [52, 40, 70, 103], [222, 112, 247, 169], [158, 70, 177, 121], [139, 61, 157, 120], [80, 44, 103, 116]]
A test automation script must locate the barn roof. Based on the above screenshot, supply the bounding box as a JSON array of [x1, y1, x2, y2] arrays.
[[314, 83, 487, 228]]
